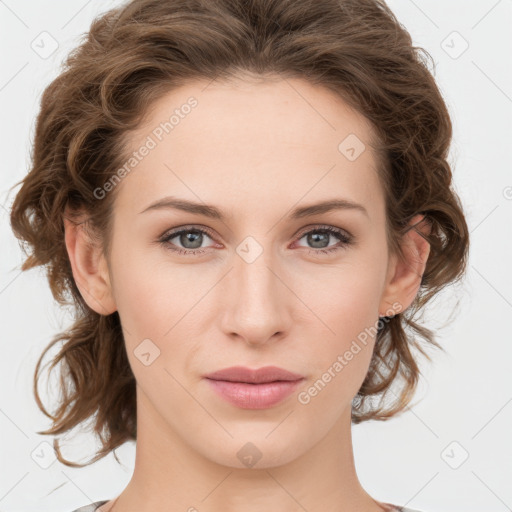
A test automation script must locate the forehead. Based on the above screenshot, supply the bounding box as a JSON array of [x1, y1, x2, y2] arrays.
[[116, 75, 384, 220]]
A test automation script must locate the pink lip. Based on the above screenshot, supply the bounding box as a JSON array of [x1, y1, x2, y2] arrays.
[[205, 379, 304, 409], [204, 365, 304, 384], [203, 366, 305, 409]]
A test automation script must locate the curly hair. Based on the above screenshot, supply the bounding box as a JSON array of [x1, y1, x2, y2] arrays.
[[8, 0, 469, 467]]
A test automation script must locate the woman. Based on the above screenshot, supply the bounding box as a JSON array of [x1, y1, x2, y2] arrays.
[[9, 0, 469, 510]]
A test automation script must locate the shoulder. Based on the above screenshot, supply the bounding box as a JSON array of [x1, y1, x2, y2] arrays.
[[383, 504, 428, 512], [391, 506, 427, 512], [68, 500, 425, 512], [68, 500, 109, 512]]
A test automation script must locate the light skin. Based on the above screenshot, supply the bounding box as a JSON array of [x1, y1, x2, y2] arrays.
[[64, 74, 431, 512]]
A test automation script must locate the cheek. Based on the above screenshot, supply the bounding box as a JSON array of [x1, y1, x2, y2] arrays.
[[302, 260, 383, 338], [110, 256, 203, 393], [296, 291, 378, 420], [296, 261, 383, 392], [110, 241, 201, 336], [109, 248, 212, 388]]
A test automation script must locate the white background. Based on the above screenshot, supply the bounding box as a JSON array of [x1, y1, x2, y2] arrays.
[[0, 1, 511, 511]]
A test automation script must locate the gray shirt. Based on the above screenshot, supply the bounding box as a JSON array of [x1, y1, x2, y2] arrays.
[[69, 500, 426, 511]]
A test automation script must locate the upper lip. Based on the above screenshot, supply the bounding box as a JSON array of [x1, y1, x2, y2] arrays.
[[204, 366, 304, 384]]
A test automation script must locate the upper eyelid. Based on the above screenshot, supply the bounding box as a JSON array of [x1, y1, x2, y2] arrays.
[[161, 225, 216, 241], [295, 224, 351, 238]]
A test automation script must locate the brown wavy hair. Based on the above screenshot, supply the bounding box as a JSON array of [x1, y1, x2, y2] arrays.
[[8, 0, 469, 467]]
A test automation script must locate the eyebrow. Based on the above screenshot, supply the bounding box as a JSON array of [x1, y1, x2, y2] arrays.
[[139, 196, 369, 220]]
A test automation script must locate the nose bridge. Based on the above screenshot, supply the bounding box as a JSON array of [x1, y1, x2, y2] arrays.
[[236, 244, 277, 303], [220, 236, 291, 343]]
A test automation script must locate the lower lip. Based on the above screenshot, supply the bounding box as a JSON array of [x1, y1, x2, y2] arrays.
[[205, 378, 304, 409]]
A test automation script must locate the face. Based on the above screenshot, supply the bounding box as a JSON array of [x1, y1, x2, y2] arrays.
[[74, 75, 415, 469]]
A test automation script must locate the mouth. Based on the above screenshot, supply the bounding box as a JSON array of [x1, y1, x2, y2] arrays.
[[205, 378, 304, 409], [203, 365, 305, 409]]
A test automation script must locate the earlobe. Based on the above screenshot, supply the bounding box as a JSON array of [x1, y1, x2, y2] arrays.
[[378, 214, 431, 317], [63, 211, 117, 316]]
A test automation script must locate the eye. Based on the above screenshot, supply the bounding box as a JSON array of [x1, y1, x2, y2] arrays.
[[294, 225, 353, 255], [158, 225, 218, 256], [158, 224, 354, 256]]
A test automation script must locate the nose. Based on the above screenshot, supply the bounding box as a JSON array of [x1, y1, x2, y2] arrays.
[[218, 243, 293, 347]]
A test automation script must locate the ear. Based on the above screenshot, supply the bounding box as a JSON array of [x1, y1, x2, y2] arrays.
[[378, 214, 431, 317], [63, 207, 117, 315]]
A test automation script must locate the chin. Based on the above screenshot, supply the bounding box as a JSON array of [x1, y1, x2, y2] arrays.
[[197, 430, 309, 470]]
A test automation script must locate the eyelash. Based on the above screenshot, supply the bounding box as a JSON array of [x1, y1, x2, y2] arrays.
[[158, 224, 353, 257]]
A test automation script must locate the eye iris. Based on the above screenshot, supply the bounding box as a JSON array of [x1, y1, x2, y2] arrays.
[[308, 232, 330, 248], [180, 231, 203, 249]]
